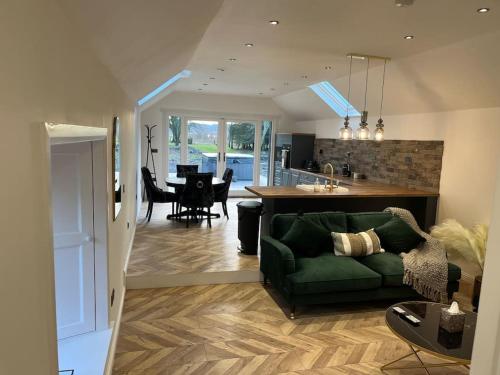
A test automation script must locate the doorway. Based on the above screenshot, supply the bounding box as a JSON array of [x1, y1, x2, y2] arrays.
[[51, 142, 97, 339], [166, 115, 274, 193], [45, 123, 110, 374]]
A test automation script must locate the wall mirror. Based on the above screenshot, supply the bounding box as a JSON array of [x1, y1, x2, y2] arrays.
[[112, 116, 121, 220]]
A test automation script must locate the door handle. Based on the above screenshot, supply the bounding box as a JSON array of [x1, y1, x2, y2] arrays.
[[84, 235, 93, 243], [218, 152, 221, 162], [223, 153, 226, 162]]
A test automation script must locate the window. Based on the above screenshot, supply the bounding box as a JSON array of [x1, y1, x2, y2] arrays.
[[309, 81, 360, 117]]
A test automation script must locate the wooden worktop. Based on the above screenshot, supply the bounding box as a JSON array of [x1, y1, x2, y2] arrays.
[[245, 180, 439, 198]]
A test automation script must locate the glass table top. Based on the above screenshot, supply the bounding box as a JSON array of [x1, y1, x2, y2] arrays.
[[386, 301, 477, 361]]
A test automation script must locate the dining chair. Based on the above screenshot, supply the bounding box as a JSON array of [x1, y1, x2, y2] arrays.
[[214, 168, 233, 218], [141, 167, 177, 222], [176, 164, 198, 177], [180, 172, 215, 228]]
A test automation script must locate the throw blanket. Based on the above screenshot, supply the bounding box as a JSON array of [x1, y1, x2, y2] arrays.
[[384, 207, 448, 303]]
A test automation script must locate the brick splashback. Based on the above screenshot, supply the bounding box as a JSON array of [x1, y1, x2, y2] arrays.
[[314, 139, 444, 192]]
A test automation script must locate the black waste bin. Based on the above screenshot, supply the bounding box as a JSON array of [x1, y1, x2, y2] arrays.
[[237, 201, 264, 255]]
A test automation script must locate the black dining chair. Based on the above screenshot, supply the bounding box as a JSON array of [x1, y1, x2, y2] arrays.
[[180, 173, 215, 228], [176, 164, 198, 177], [141, 167, 177, 222], [214, 168, 233, 218]]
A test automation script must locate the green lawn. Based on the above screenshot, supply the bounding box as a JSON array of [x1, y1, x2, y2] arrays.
[[188, 144, 254, 154], [189, 144, 218, 153]]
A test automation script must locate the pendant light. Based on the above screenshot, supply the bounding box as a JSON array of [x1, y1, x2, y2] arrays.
[[339, 56, 354, 140], [375, 59, 388, 141], [356, 57, 371, 140]]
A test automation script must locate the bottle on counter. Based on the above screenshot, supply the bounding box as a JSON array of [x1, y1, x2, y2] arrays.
[[342, 152, 352, 177], [314, 178, 321, 192]]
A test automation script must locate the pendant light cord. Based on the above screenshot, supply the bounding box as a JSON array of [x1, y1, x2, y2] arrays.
[[379, 59, 387, 118], [346, 56, 353, 118], [363, 57, 370, 112]]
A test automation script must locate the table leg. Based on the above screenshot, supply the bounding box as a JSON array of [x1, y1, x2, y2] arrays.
[[381, 344, 470, 374], [167, 209, 220, 221]]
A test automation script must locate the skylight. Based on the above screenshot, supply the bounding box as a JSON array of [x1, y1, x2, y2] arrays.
[[137, 70, 191, 106], [309, 81, 360, 117]]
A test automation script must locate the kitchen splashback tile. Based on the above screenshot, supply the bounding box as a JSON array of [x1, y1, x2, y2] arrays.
[[314, 139, 444, 193]]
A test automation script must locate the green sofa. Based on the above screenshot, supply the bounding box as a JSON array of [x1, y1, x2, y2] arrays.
[[260, 211, 461, 318]]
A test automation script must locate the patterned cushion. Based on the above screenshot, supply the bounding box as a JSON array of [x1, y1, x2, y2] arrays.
[[332, 230, 384, 257]]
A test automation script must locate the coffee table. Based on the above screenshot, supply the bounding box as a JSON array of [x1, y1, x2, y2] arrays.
[[382, 301, 477, 374]]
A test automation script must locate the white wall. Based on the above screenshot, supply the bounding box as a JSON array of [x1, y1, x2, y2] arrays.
[[146, 91, 292, 128], [0, 1, 136, 374], [471, 158, 500, 375], [290, 107, 500, 276]]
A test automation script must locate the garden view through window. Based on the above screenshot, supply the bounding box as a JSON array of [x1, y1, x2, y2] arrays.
[[168, 115, 272, 189]]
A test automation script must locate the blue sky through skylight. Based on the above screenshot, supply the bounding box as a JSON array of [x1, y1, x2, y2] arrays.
[[309, 81, 360, 117], [138, 70, 191, 106]]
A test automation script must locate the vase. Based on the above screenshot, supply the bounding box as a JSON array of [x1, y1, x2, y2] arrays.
[[472, 275, 482, 312]]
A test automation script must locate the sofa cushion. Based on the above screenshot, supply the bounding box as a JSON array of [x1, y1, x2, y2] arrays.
[[358, 253, 462, 287], [357, 253, 405, 287], [374, 216, 426, 253], [286, 254, 382, 295], [332, 229, 384, 256], [281, 216, 331, 257], [347, 212, 393, 233], [271, 212, 347, 240]]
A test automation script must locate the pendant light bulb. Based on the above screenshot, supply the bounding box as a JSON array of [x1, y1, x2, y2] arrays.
[[339, 116, 353, 140], [375, 118, 384, 141], [356, 111, 371, 140]]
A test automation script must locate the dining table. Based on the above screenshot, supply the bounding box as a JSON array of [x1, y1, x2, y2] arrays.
[[165, 173, 225, 220]]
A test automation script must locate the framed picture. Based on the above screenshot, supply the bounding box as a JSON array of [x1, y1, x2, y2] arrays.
[[112, 116, 121, 220]]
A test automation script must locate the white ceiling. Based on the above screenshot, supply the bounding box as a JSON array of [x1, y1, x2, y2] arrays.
[[275, 29, 500, 120], [58, 0, 224, 100], [177, 0, 500, 98], [60, 0, 500, 118]]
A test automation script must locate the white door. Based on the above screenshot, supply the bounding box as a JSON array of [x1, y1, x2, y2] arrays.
[[51, 142, 96, 340]]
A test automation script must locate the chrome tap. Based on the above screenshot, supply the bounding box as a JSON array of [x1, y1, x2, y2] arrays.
[[324, 163, 335, 192]]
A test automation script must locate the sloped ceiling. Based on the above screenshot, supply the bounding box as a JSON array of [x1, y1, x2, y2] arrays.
[[275, 30, 500, 120], [59, 0, 500, 118], [176, 0, 500, 95], [58, 0, 224, 100]]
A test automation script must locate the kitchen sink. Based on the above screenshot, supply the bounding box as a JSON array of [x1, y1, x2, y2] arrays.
[[296, 184, 349, 193]]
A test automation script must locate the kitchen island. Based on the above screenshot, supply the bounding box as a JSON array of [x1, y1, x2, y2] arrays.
[[246, 176, 439, 236]]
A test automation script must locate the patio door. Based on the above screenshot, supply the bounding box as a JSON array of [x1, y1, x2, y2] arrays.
[[186, 119, 221, 177], [166, 115, 274, 190], [223, 120, 273, 190], [224, 121, 257, 190]]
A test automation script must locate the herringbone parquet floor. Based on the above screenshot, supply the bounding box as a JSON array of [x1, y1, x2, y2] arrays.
[[128, 199, 260, 277], [113, 283, 469, 375]]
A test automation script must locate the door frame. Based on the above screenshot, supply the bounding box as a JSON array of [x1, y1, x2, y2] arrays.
[[44, 123, 110, 334], [161, 109, 278, 191]]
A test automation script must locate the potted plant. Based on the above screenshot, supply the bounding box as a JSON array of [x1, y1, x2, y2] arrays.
[[431, 220, 488, 312]]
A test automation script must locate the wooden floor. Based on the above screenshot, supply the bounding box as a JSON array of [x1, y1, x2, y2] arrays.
[[127, 198, 260, 277], [122, 198, 473, 374], [113, 283, 469, 375]]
